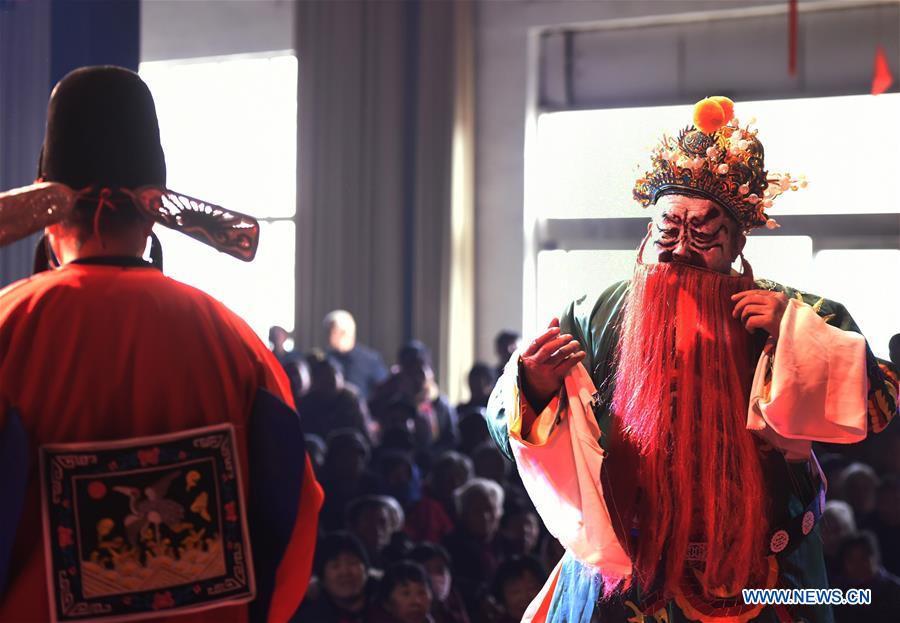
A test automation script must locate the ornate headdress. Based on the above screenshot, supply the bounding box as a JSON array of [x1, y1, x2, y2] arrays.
[[0, 66, 259, 266], [633, 96, 805, 231]]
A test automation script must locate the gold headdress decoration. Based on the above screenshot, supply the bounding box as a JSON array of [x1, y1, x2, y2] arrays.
[[633, 96, 806, 231]]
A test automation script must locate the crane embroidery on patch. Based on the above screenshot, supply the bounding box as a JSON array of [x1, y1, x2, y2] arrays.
[[39, 424, 255, 622]]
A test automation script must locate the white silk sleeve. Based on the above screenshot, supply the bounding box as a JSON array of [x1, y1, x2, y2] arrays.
[[508, 363, 632, 580], [747, 298, 868, 459]]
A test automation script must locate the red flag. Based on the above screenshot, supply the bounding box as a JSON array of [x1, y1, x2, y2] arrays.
[[789, 0, 798, 76], [872, 46, 895, 95]]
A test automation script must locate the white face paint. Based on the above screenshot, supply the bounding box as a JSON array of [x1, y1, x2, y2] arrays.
[[648, 194, 745, 274]]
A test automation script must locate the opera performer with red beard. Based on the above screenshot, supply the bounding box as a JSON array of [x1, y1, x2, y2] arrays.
[[485, 97, 898, 623]]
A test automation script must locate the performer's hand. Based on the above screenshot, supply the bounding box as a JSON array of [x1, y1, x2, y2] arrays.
[[731, 289, 788, 340], [520, 318, 586, 411]]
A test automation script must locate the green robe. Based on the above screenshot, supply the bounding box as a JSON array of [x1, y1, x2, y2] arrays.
[[485, 279, 898, 623]]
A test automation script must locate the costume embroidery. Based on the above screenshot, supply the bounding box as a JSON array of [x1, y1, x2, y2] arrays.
[[39, 424, 255, 622]]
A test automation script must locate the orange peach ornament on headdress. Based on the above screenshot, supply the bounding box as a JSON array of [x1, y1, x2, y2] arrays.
[[693, 96, 735, 134]]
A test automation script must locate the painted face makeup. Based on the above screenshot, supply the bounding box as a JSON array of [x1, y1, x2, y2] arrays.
[[649, 194, 743, 274]]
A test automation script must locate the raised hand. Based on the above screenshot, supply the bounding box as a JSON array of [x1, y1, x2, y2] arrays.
[[731, 289, 788, 340], [520, 318, 586, 411]]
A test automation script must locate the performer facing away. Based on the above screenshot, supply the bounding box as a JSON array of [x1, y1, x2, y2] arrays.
[[486, 97, 898, 623], [0, 66, 322, 622]]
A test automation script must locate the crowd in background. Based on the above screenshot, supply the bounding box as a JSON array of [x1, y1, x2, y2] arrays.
[[271, 313, 900, 623]]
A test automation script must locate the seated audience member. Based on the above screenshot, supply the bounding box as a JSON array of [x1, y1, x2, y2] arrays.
[[472, 442, 509, 485], [269, 325, 310, 400], [370, 562, 435, 623], [818, 453, 851, 488], [838, 462, 880, 524], [325, 309, 389, 400], [381, 531, 416, 567], [822, 500, 858, 581], [458, 410, 491, 457], [863, 475, 900, 576], [377, 450, 424, 510], [268, 324, 296, 364], [890, 333, 900, 369], [346, 495, 405, 570], [372, 341, 458, 449], [284, 356, 311, 402], [409, 543, 470, 623], [874, 432, 900, 478], [297, 351, 373, 442], [305, 433, 327, 475], [496, 494, 542, 558], [319, 429, 380, 531], [833, 532, 900, 623], [494, 330, 521, 377], [537, 533, 566, 573], [292, 532, 372, 623], [489, 556, 547, 623], [379, 399, 432, 451], [405, 451, 473, 543], [443, 478, 505, 615], [457, 363, 496, 414]]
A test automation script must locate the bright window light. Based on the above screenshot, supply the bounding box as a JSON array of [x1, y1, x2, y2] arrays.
[[139, 54, 297, 339], [536, 93, 900, 220], [811, 250, 899, 360], [536, 249, 635, 324]]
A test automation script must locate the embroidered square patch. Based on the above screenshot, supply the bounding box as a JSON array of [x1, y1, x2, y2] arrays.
[[39, 424, 255, 622]]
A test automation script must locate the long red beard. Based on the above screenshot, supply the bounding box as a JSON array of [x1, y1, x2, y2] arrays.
[[612, 260, 769, 598]]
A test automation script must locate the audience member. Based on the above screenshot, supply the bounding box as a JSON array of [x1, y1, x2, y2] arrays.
[[269, 325, 309, 400], [833, 531, 900, 623], [458, 410, 491, 457], [838, 462, 880, 523], [443, 478, 505, 614], [268, 324, 295, 364], [457, 363, 496, 414], [537, 533, 566, 574], [381, 531, 417, 568], [370, 562, 435, 623], [818, 452, 851, 489], [863, 475, 900, 576], [372, 341, 458, 450], [292, 531, 372, 623], [496, 494, 541, 558], [409, 543, 471, 623], [489, 556, 547, 623], [297, 351, 374, 442], [889, 333, 900, 369], [376, 451, 424, 510], [305, 433, 327, 475], [325, 309, 389, 400], [346, 495, 406, 570], [822, 500, 858, 581], [873, 432, 900, 478], [406, 451, 473, 543], [494, 330, 521, 377], [319, 429, 380, 531], [472, 442, 509, 485], [379, 399, 435, 452]]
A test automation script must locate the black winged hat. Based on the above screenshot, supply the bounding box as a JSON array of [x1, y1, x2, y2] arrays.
[[0, 66, 260, 267]]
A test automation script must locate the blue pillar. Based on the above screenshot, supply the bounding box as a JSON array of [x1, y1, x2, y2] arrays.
[[0, 0, 139, 287]]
